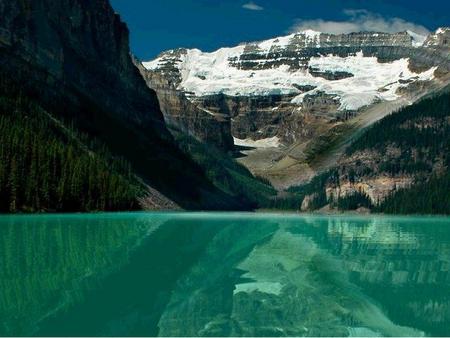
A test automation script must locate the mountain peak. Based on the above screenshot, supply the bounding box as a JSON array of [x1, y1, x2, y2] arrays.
[[424, 27, 450, 48], [436, 27, 450, 34], [297, 29, 323, 37]]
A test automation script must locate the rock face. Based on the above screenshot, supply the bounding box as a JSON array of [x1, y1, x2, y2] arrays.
[[0, 0, 167, 135], [0, 0, 247, 210], [141, 29, 450, 188], [326, 176, 414, 206], [300, 193, 319, 211], [324, 148, 415, 205], [136, 60, 234, 150]]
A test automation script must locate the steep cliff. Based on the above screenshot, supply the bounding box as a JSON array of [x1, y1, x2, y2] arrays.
[[0, 0, 167, 133], [136, 60, 234, 150], [0, 0, 248, 210]]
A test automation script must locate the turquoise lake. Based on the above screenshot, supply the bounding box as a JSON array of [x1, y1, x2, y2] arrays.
[[0, 212, 449, 336]]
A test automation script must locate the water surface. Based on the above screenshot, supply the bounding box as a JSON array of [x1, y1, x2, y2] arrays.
[[0, 212, 449, 336]]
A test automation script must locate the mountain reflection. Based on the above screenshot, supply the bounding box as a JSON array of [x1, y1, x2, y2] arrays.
[[0, 213, 449, 336]]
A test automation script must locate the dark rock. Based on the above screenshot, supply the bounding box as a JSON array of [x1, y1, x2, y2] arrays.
[[0, 0, 167, 135], [308, 67, 354, 80]]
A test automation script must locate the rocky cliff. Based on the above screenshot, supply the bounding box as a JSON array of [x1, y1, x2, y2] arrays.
[[136, 60, 234, 150], [141, 29, 450, 188], [0, 0, 167, 134], [0, 0, 248, 210]]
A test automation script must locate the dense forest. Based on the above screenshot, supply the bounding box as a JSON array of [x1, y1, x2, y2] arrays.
[[376, 172, 450, 214], [286, 89, 450, 214], [0, 92, 144, 213], [346, 91, 450, 174], [350, 90, 450, 214]]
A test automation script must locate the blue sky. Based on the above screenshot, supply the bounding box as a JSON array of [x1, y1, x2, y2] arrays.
[[110, 0, 450, 61]]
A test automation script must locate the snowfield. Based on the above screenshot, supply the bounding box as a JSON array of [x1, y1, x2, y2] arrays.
[[293, 52, 436, 110], [233, 136, 281, 148], [144, 31, 436, 111]]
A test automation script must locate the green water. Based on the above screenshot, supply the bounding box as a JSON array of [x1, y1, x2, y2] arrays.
[[0, 213, 449, 337]]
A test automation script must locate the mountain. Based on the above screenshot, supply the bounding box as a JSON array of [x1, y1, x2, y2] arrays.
[[141, 29, 450, 190], [2, 1, 449, 213], [291, 88, 450, 215], [0, 0, 256, 211]]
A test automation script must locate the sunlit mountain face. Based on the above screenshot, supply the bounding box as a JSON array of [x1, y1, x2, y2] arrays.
[[140, 28, 450, 189]]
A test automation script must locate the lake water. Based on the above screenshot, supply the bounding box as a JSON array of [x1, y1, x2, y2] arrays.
[[0, 212, 449, 337]]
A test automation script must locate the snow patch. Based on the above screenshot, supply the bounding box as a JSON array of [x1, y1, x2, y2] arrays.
[[234, 136, 281, 148], [142, 49, 188, 70], [256, 30, 321, 51], [424, 27, 450, 47], [407, 30, 427, 47], [142, 59, 164, 71], [436, 27, 450, 35], [258, 34, 295, 51], [302, 29, 322, 47]]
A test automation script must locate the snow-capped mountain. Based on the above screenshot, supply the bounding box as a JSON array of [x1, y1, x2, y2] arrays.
[[139, 29, 450, 188], [144, 31, 433, 102]]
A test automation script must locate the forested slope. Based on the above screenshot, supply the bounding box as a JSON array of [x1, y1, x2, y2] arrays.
[[286, 89, 450, 214], [0, 89, 143, 212]]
